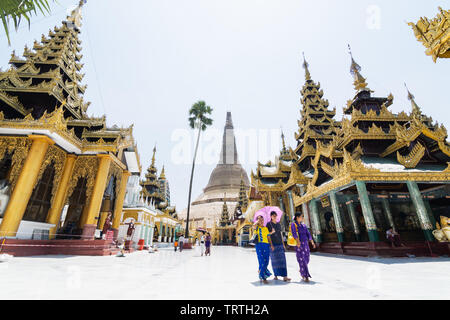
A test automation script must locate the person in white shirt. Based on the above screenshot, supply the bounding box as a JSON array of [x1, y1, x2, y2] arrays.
[[200, 234, 206, 256]]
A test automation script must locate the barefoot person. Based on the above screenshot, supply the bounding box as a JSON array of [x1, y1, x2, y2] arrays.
[[252, 215, 272, 284], [291, 212, 316, 282], [267, 211, 291, 282]]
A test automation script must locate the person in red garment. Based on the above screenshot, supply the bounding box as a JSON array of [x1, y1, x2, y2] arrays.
[[386, 228, 404, 247], [101, 213, 112, 239]]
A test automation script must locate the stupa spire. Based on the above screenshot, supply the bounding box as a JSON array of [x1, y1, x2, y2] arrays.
[[219, 112, 239, 165]]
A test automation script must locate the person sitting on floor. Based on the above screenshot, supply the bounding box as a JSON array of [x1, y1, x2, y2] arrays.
[[386, 228, 404, 247]]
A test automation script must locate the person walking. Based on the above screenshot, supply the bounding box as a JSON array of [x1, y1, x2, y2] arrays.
[[200, 233, 206, 256], [291, 212, 316, 282], [178, 234, 185, 252], [267, 211, 291, 282], [205, 232, 211, 256], [253, 215, 272, 284]]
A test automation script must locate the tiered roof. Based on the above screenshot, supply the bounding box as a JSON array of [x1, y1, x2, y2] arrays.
[[0, 1, 132, 151], [294, 54, 341, 171], [140, 146, 165, 206]]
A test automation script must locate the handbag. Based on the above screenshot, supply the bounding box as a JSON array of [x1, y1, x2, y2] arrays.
[[287, 222, 298, 247], [249, 228, 260, 245]]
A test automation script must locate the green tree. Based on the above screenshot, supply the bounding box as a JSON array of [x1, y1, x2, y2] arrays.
[[185, 101, 213, 240], [1, 0, 54, 45]]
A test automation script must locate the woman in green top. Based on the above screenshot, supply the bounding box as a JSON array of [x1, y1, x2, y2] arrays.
[[252, 215, 272, 284]]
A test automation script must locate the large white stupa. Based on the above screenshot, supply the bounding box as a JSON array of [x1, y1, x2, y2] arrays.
[[179, 112, 249, 229]]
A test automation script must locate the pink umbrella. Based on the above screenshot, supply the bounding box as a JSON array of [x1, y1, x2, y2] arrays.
[[253, 206, 284, 226]]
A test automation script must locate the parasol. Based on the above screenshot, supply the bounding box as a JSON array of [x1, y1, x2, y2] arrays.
[[253, 206, 284, 226]]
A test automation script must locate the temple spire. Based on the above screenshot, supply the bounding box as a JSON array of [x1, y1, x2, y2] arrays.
[[405, 83, 422, 115], [348, 45, 369, 92], [160, 165, 166, 179], [151, 145, 156, 166], [302, 52, 311, 81]]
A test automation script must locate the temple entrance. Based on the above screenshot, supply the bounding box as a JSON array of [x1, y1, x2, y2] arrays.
[[59, 177, 87, 239], [0, 153, 12, 217], [23, 164, 56, 223]]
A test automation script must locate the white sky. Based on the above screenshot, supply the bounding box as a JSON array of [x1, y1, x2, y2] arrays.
[[1, 0, 449, 212]]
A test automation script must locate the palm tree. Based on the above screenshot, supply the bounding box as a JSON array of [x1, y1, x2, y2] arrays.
[[185, 101, 213, 240], [1, 0, 54, 45]]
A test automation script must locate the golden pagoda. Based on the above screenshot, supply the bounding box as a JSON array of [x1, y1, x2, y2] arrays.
[[140, 146, 165, 209], [409, 7, 450, 62], [0, 1, 139, 254]]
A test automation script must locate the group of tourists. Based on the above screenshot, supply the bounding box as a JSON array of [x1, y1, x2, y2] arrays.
[[253, 211, 316, 284], [198, 232, 211, 256], [174, 232, 212, 256]]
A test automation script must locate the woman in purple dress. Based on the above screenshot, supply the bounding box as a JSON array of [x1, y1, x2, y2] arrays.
[[291, 212, 316, 282], [205, 232, 211, 256]]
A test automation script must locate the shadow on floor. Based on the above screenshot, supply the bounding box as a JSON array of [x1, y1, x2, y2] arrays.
[[309, 252, 450, 265]]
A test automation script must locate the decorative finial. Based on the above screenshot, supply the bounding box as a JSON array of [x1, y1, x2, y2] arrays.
[[348, 44, 369, 92], [281, 128, 286, 150], [302, 52, 311, 80], [151, 144, 156, 166], [66, 0, 87, 30], [404, 83, 421, 114]]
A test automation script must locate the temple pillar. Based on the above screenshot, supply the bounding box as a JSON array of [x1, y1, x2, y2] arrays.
[[406, 181, 434, 241], [381, 198, 395, 230], [299, 185, 311, 229], [329, 191, 344, 242], [424, 200, 437, 229], [355, 181, 379, 242], [309, 199, 322, 243], [0, 135, 54, 238], [287, 190, 295, 221], [47, 154, 77, 239], [111, 171, 131, 240], [80, 154, 112, 240], [346, 201, 361, 242]]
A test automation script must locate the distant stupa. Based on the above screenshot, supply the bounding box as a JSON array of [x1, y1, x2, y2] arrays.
[[180, 112, 249, 228]]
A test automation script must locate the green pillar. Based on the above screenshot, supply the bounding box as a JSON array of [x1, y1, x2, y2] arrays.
[[309, 199, 323, 243], [149, 224, 154, 246], [424, 200, 437, 229], [329, 191, 345, 242], [299, 185, 311, 229], [287, 190, 295, 221], [406, 181, 434, 241], [355, 181, 379, 242], [347, 201, 361, 241], [381, 198, 395, 230]]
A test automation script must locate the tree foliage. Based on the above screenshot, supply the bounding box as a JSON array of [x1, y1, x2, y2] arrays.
[[1, 0, 54, 45]]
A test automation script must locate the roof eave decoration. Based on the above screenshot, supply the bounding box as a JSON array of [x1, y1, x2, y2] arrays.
[[408, 7, 450, 62]]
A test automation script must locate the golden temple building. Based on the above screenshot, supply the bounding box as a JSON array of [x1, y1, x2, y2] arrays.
[[0, 1, 143, 255], [245, 50, 450, 256], [409, 7, 450, 62]]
